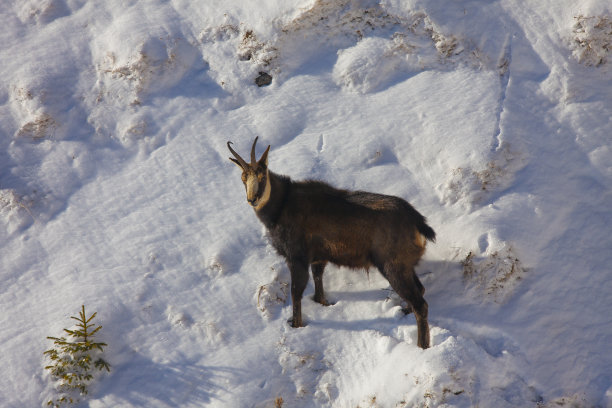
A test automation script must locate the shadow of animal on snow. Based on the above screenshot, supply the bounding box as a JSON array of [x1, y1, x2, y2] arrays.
[[95, 352, 241, 406]]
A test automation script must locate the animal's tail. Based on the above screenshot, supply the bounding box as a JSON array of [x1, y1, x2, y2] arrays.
[[402, 201, 436, 244], [417, 219, 436, 243]]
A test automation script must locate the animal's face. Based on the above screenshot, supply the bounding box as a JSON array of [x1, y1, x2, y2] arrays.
[[228, 137, 271, 210], [240, 164, 269, 209]]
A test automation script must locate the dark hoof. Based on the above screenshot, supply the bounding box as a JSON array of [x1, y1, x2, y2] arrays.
[[287, 318, 305, 328], [418, 339, 430, 349], [313, 296, 334, 306], [401, 307, 413, 315]]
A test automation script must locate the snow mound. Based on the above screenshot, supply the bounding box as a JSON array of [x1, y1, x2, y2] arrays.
[[269, 325, 538, 407], [0, 189, 35, 233], [333, 36, 427, 93], [442, 143, 528, 206], [92, 33, 205, 146], [96, 37, 200, 106], [256, 266, 290, 321]]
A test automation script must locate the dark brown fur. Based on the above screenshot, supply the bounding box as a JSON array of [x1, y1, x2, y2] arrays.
[[228, 138, 436, 349]]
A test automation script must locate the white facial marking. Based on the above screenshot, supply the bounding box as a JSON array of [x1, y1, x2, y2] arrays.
[[254, 170, 271, 211], [245, 174, 259, 204]]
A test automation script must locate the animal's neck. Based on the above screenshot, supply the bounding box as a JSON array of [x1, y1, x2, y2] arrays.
[[254, 169, 272, 212], [255, 170, 289, 227]]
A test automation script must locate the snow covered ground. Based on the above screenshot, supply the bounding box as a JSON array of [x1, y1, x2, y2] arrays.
[[1, 0, 611, 406]]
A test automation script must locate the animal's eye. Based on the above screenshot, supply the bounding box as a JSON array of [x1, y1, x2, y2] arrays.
[[241, 173, 247, 182], [257, 173, 264, 181]]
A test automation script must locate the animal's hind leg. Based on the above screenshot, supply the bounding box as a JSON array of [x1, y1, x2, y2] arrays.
[[381, 263, 430, 349], [311, 262, 331, 306], [415, 274, 425, 295], [401, 274, 425, 315], [289, 260, 309, 328]]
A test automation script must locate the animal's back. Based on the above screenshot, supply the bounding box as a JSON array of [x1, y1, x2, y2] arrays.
[[275, 180, 434, 267], [288, 181, 435, 240], [347, 190, 435, 242]]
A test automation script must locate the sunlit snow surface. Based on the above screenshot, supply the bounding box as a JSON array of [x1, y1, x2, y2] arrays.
[[1, 0, 611, 406]]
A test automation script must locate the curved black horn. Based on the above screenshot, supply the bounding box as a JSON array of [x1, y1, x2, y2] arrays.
[[227, 141, 248, 168], [250, 136, 259, 165]]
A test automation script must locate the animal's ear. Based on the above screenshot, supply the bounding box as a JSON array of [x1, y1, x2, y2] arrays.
[[258, 145, 271, 167], [229, 157, 244, 169]]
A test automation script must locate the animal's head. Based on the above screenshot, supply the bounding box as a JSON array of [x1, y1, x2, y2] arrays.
[[227, 136, 271, 210]]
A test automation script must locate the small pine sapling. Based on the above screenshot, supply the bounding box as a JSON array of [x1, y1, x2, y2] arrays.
[[44, 305, 111, 407]]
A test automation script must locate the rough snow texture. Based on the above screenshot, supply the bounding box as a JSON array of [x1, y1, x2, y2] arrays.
[[1, 0, 612, 407], [571, 14, 612, 66]]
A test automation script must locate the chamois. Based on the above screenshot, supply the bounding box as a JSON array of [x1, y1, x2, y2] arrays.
[[228, 137, 436, 349]]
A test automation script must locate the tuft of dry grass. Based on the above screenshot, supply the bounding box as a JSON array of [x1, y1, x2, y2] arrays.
[[17, 113, 58, 140], [0, 190, 35, 219], [461, 245, 525, 303], [571, 15, 612, 66], [238, 30, 278, 67]]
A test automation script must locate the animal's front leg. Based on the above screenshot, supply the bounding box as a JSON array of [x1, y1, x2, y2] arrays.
[[288, 260, 309, 328]]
